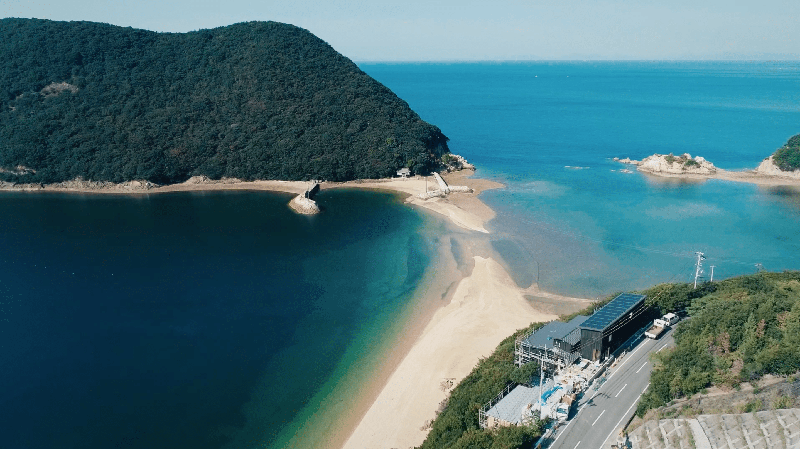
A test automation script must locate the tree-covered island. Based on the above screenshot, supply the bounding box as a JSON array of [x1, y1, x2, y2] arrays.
[[0, 19, 450, 185]]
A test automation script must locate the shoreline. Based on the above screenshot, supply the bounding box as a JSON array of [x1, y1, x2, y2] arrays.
[[639, 168, 800, 187], [0, 170, 504, 234], [2, 170, 593, 448]]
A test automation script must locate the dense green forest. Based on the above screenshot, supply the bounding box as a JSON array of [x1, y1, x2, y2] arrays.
[[0, 19, 449, 184], [636, 272, 800, 416], [772, 133, 800, 172]]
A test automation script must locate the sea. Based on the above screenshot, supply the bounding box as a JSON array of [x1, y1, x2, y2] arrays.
[[2, 61, 800, 448]]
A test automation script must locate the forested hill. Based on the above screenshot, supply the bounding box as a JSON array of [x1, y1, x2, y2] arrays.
[[772, 133, 800, 172], [0, 19, 449, 184]]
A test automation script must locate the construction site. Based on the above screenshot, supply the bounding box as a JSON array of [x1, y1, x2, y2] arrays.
[[481, 292, 650, 429]]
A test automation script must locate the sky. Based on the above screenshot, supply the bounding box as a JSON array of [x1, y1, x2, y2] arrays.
[[2, 0, 799, 61]]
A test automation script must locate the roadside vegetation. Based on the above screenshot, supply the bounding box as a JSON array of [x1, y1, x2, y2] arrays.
[[0, 19, 449, 184], [636, 271, 800, 417], [772, 133, 800, 172], [418, 297, 617, 449], [419, 271, 800, 448]]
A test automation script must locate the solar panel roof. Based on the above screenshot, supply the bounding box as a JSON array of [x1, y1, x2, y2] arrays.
[[580, 293, 646, 331]]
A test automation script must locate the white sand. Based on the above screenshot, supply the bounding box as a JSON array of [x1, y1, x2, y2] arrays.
[[342, 256, 560, 449]]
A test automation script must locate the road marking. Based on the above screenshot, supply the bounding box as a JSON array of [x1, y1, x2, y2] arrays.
[[573, 441, 581, 449], [615, 384, 628, 397], [657, 344, 668, 352], [592, 410, 605, 426], [549, 410, 577, 447], [598, 383, 649, 449], [636, 361, 648, 373], [606, 340, 649, 382]]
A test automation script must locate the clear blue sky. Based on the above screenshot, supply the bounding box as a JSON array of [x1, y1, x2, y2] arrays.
[[2, 0, 798, 61]]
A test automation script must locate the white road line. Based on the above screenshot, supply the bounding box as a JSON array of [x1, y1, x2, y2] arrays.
[[573, 441, 581, 449], [592, 410, 606, 426], [598, 383, 649, 449], [549, 408, 577, 447], [615, 384, 628, 398], [636, 361, 648, 373], [657, 344, 668, 352], [606, 340, 649, 382]]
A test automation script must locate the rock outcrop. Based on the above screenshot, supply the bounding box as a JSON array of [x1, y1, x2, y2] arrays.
[[616, 154, 717, 175], [755, 156, 800, 179], [288, 195, 320, 215]]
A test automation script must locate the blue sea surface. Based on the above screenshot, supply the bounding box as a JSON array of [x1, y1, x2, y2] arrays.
[[3, 61, 800, 448], [0, 190, 434, 449], [361, 61, 800, 296]]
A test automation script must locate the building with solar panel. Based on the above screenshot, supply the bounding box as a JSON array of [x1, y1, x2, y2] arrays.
[[580, 293, 648, 361]]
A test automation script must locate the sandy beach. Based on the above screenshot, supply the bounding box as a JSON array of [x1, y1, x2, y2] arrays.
[[1, 170, 592, 448]]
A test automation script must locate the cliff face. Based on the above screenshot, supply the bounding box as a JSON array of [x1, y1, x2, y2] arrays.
[[0, 19, 449, 184]]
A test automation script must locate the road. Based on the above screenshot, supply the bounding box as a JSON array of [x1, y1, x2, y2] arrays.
[[549, 329, 676, 449]]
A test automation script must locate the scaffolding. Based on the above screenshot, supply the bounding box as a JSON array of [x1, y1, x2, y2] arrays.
[[514, 319, 585, 370]]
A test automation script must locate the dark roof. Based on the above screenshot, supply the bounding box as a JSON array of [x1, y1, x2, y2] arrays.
[[523, 315, 588, 349], [580, 293, 646, 332]]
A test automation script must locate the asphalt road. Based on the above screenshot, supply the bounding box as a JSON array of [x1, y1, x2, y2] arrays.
[[549, 329, 676, 449]]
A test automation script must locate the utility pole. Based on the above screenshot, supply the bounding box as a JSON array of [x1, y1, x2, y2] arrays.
[[709, 265, 715, 282], [693, 252, 706, 289]]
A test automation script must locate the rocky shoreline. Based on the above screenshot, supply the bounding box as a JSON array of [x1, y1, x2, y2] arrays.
[[614, 153, 800, 186]]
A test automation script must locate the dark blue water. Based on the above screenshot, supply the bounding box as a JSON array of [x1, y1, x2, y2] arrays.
[[0, 190, 433, 449], [361, 61, 800, 296], [4, 62, 800, 448]]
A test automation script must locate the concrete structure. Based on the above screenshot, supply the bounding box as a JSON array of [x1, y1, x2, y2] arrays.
[[629, 409, 800, 449], [480, 380, 561, 429], [515, 316, 588, 370], [580, 293, 647, 361], [396, 168, 411, 178]]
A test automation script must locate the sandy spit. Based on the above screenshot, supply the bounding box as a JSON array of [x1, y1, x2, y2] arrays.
[[341, 255, 586, 449], [2, 170, 592, 448]]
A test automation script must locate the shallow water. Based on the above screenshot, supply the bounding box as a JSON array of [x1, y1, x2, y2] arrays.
[[361, 61, 800, 297]]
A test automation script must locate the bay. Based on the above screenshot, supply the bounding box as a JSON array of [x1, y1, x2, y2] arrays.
[[0, 189, 433, 449]]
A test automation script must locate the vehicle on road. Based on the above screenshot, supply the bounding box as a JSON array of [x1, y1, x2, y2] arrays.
[[644, 313, 679, 339]]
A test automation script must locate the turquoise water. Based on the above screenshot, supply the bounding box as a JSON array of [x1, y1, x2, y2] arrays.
[[3, 61, 800, 448], [0, 190, 436, 449], [361, 61, 800, 296]]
